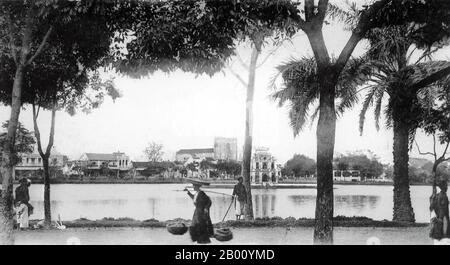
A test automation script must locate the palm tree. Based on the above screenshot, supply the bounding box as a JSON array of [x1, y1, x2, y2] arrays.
[[271, 56, 376, 241], [358, 25, 450, 222], [270, 0, 450, 244], [271, 55, 374, 135]]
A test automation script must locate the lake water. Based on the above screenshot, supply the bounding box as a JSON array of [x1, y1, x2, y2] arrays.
[[25, 184, 433, 223]]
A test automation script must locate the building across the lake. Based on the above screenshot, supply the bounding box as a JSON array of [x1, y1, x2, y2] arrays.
[[214, 137, 237, 161], [131, 161, 176, 178], [333, 170, 361, 182], [250, 147, 280, 184], [14, 147, 66, 179], [78, 151, 132, 171], [175, 148, 215, 162], [176, 137, 238, 163]]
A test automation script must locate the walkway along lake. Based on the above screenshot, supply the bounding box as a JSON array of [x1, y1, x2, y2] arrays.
[[26, 184, 433, 223]]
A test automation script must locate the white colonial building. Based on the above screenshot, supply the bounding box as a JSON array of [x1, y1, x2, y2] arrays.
[[333, 170, 361, 182], [14, 147, 65, 179], [78, 151, 132, 171], [175, 148, 215, 163], [250, 147, 280, 184]]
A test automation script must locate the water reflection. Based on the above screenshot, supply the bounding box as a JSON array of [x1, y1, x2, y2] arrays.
[[25, 184, 431, 222], [79, 199, 129, 206], [210, 196, 233, 221], [288, 195, 315, 204], [335, 195, 379, 211], [253, 194, 276, 218], [147, 198, 159, 218], [288, 195, 380, 215]]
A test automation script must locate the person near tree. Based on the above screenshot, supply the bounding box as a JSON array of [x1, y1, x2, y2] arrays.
[[430, 179, 449, 241], [232, 177, 247, 220], [15, 178, 33, 216]]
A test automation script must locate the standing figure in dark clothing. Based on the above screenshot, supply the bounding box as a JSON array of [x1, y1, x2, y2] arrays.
[[430, 180, 449, 239], [232, 177, 247, 220], [15, 178, 33, 216], [184, 181, 214, 244]]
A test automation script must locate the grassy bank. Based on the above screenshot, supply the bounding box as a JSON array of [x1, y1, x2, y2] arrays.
[[30, 216, 428, 229]]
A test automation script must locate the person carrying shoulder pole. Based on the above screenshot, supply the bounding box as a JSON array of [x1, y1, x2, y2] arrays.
[[232, 177, 247, 220]]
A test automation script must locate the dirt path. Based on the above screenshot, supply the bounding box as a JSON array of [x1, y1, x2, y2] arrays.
[[14, 226, 432, 245]]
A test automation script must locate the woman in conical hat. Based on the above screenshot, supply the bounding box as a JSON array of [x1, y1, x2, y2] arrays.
[[184, 179, 213, 244]]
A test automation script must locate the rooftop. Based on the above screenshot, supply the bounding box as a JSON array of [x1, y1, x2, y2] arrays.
[[132, 161, 175, 169], [176, 148, 214, 155], [84, 153, 116, 161], [82, 152, 128, 161]]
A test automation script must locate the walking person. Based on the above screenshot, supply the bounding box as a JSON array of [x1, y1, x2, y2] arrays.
[[184, 179, 214, 244], [430, 180, 449, 244], [232, 177, 247, 220], [15, 178, 33, 216]]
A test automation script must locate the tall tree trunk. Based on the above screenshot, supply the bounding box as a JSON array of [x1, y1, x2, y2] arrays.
[[305, 26, 337, 244], [0, 65, 25, 245], [0, 5, 51, 238], [392, 105, 415, 222], [0, 5, 50, 243], [431, 161, 439, 195], [242, 39, 262, 220], [42, 156, 51, 224], [314, 72, 337, 244], [32, 101, 57, 225]]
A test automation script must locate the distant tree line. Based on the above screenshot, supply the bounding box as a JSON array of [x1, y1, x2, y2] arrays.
[[282, 154, 316, 178], [333, 153, 384, 180], [198, 158, 242, 179], [384, 161, 450, 184], [282, 152, 384, 180]]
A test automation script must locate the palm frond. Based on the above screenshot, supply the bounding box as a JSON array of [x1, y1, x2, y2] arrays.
[[435, 73, 450, 92], [272, 54, 382, 136], [288, 98, 314, 136], [336, 90, 358, 117], [417, 86, 437, 109], [326, 1, 359, 30], [309, 104, 320, 129], [373, 88, 385, 131], [404, 60, 450, 89], [359, 85, 380, 135], [271, 57, 320, 134], [335, 56, 377, 115], [365, 26, 412, 67], [288, 85, 320, 134], [384, 100, 394, 129], [272, 86, 297, 107]]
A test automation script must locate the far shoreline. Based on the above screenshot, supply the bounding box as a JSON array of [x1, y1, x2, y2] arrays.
[[19, 178, 433, 186]]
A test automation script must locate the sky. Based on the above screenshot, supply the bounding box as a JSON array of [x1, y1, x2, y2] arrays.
[[1, 7, 449, 165]]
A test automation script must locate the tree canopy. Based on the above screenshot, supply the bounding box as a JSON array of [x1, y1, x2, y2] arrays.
[[359, 0, 450, 49], [0, 121, 35, 166], [0, 0, 117, 112], [282, 154, 316, 177], [419, 90, 450, 145], [112, 0, 300, 77], [333, 152, 384, 179], [143, 142, 164, 162]]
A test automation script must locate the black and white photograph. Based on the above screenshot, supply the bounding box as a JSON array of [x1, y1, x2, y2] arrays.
[[0, 0, 449, 252]]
